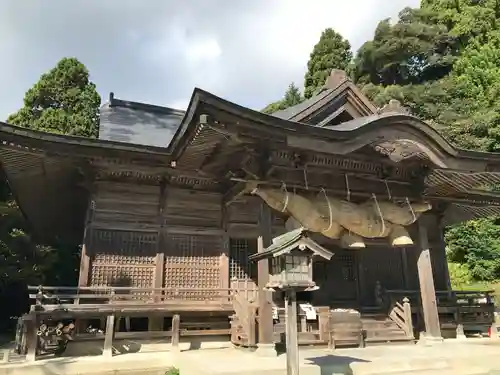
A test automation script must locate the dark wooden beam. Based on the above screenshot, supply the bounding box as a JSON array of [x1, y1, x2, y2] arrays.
[[222, 148, 270, 205], [223, 181, 249, 206]]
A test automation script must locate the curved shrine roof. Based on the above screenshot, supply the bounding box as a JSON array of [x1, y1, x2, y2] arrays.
[[2, 87, 500, 243]]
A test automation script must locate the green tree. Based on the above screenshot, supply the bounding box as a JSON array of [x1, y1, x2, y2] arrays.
[[421, 0, 500, 45], [8, 57, 101, 138], [351, 2, 500, 285], [0, 58, 99, 331], [444, 30, 500, 151], [352, 7, 457, 86], [262, 83, 304, 114], [304, 29, 352, 98], [446, 219, 500, 281]]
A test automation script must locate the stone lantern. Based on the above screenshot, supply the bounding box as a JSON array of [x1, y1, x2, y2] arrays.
[[249, 228, 333, 375]]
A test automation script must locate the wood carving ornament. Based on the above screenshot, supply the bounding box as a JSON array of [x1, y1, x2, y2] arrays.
[[249, 184, 431, 249]]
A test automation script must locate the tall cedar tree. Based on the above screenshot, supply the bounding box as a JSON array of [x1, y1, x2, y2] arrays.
[[8, 57, 101, 138], [304, 28, 352, 99]]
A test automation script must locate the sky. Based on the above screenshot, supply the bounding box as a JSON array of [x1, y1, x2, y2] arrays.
[[0, 0, 420, 121]]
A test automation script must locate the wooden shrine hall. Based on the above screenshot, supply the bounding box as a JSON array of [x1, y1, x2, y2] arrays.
[[1, 70, 499, 360]]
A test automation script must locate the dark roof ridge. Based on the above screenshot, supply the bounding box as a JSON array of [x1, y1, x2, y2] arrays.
[[107, 92, 186, 117]]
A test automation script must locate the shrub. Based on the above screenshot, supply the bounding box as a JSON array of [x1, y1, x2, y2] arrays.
[[448, 262, 473, 289]]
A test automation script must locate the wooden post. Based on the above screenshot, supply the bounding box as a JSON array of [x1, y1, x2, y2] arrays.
[[171, 314, 180, 352], [26, 318, 38, 362], [256, 202, 275, 355], [151, 181, 167, 331], [416, 219, 442, 341], [402, 297, 414, 339], [220, 205, 230, 301], [1, 349, 9, 363], [103, 314, 115, 358], [401, 248, 410, 289], [285, 290, 299, 375], [318, 308, 329, 343]]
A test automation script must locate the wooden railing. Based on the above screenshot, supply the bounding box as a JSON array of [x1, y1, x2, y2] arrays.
[[387, 297, 414, 339], [385, 289, 496, 335], [385, 289, 495, 313], [230, 290, 257, 347], [27, 285, 240, 308]]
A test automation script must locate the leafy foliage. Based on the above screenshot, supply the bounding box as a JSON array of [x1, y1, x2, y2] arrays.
[[353, 0, 500, 282], [352, 7, 458, 86], [446, 219, 500, 281], [448, 262, 473, 288], [0, 58, 97, 331], [304, 28, 352, 98], [262, 83, 304, 114], [165, 368, 180, 375], [8, 57, 101, 138]]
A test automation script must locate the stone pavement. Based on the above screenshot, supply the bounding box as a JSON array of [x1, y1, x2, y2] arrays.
[[1, 339, 500, 375], [0, 350, 176, 375], [178, 339, 500, 375]]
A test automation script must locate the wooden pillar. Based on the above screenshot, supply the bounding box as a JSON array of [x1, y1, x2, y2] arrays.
[[220, 205, 230, 298], [78, 243, 91, 288], [257, 202, 275, 353], [416, 219, 442, 340], [26, 318, 38, 362], [103, 314, 116, 358], [171, 314, 180, 352], [151, 181, 167, 331], [401, 247, 410, 290], [285, 290, 299, 375], [77, 198, 93, 334]]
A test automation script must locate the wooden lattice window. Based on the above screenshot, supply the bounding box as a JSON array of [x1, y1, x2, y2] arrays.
[[229, 239, 257, 280], [163, 234, 221, 300], [88, 229, 158, 292], [90, 229, 157, 262], [338, 254, 355, 282]]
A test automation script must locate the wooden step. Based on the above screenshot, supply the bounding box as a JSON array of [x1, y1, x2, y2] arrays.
[[364, 336, 414, 344]]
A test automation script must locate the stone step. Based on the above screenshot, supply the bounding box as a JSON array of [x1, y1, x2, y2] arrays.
[[366, 329, 408, 338]]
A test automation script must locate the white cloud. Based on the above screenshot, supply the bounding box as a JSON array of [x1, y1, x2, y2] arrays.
[[185, 38, 222, 64], [0, 0, 420, 119], [167, 98, 190, 111]]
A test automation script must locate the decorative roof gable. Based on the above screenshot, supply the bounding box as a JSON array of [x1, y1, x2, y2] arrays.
[[272, 70, 377, 126]]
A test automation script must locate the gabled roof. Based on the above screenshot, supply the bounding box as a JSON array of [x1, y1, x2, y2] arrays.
[[99, 93, 185, 148], [272, 70, 377, 125], [248, 228, 334, 262]]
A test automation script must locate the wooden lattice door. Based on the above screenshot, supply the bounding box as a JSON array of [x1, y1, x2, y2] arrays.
[[163, 233, 222, 300], [229, 239, 258, 301]]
